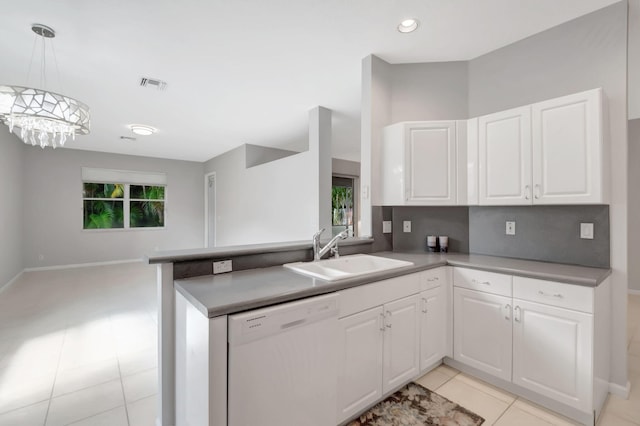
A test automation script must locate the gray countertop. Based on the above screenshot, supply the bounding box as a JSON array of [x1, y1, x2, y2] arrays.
[[174, 252, 611, 318]]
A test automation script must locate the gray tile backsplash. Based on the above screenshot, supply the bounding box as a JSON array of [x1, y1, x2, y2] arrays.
[[468, 205, 610, 268], [392, 207, 470, 253], [384, 204, 609, 268]]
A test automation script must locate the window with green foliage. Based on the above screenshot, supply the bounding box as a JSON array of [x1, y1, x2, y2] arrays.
[[83, 183, 165, 229]]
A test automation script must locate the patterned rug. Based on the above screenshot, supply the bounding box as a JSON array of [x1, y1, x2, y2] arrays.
[[347, 382, 485, 426]]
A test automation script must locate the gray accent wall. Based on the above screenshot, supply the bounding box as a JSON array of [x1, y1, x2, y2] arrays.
[[390, 61, 469, 122], [392, 207, 470, 254], [0, 132, 24, 287], [629, 118, 640, 290], [469, 206, 610, 268], [23, 148, 204, 268]]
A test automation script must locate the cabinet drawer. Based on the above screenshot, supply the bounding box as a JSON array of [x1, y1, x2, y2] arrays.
[[420, 267, 448, 291], [453, 268, 512, 297], [339, 274, 421, 318], [513, 276, 594, 313]]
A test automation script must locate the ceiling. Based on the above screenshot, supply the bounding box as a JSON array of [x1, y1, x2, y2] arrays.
[[0, 0, 620, 162]]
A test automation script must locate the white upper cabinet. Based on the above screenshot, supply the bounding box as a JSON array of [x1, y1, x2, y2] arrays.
[[478, 106, 532, 205], [475, 88, 607, 206], [532, 88, 605, 204], [382, 121, 459, 205]]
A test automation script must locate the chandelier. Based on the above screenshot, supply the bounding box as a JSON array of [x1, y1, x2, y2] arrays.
[[0, 24, 90, 149]]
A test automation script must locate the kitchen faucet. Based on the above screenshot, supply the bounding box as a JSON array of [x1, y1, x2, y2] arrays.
[[312, 228, 349, 261]]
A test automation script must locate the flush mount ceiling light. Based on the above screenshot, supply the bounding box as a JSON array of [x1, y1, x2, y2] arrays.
[[129, 124, 156, 136], [0, 24, 90, 149], [398, 18, 419, 33]]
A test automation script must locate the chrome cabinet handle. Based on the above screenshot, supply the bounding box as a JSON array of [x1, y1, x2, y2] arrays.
[[505, 304, 511, 321], [514, 306, 521, 322], [534, 184, 541, 199], [421, 298, 428, 314], [525, 185, 531, 200], [385, 311, 392, 328], [380, 313, 386, 331], [538, 290, 563, 298], [472, 279, 491, 286]]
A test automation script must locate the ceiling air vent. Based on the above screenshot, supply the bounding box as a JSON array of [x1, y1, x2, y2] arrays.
[[139, 77, 167, 91]]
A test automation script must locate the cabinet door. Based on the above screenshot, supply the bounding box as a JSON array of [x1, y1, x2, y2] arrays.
[[420, 287, 446, 371], [382, 294, 421, 394], [512, 299, 593, 412], [478, 106, 532, 205], [337, 306, 385, 423], [453, 288, 512, 381], [405, 122, 457, 205], [532, 89, 604, 204]]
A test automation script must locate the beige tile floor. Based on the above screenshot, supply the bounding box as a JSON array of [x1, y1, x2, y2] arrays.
[[0, 263, 158, 426], [0, 262, 638, 425]]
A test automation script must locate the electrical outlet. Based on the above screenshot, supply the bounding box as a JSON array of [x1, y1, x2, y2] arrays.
[[403, 221, 411, 233], [580, 223, 594, 239], [213, 260, 232, 274], [382, 221, 392, 233], [506, 221, 516, 236]]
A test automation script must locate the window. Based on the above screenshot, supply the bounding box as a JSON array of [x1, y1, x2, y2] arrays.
[[83, 183, 165, 229], [82, 168, 167, 230]]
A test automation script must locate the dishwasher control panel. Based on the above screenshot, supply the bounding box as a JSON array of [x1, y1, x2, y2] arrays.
[[228, 293, 339, 344]]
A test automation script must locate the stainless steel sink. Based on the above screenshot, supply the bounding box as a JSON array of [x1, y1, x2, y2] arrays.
[[283, 254, 414, 282]]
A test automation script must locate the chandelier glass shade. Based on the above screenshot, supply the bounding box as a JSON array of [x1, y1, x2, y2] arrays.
[[0, 85, 90, 148], [0, 24, 91, 149]]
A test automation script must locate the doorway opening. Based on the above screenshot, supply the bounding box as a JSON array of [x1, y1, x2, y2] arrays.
[[332, 175, 357, 238]]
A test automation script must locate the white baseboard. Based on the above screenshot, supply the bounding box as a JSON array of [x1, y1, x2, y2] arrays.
[[609, 380, 631, 399], [629, 289, 640, 296], [24, 258, 142, 272], [0, 270, 25, 294]]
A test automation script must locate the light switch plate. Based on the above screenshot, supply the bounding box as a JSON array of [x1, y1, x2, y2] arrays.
[[403, 221, 411, 233], [506, 221, 516, 236], [580, 223, 594, 239], [382, 221, 392, 233], [213, 260, 233, 274]]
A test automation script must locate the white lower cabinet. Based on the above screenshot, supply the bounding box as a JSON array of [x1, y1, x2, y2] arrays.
[[337, 295, 420, 423], [512, 299, 593, 412], [382, 295, 421, 394], [452, 268, 610, 422], [453, 287, 512, 381], [337, 306, 385, 423], [419, 286, 447, 371]]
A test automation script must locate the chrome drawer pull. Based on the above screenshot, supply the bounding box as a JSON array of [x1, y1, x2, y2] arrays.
[[472, 279, 491, 286], [538, 290, 563, 298], [421, 298, 428, 314], [380, 313, 386, 331], [505, 304, 511, 321], [385, 311, 392, 328], [514, 305, 521, 322]]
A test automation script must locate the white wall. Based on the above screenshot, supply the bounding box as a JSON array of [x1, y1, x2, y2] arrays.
[[203, 107, 331, 247], [629, 119, 640, 291], [469, 1, 628, 389], [0, 132, 24, 286], [630, 0, 640, 119], [22, 148, 204, 268]]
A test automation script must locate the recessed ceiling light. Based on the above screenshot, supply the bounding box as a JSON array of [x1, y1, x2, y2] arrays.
[[129, 124, 156, 136], [398, 18, 419, 33]]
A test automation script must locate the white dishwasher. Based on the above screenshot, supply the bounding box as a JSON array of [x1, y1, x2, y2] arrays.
[[228, 293, 339, 426]]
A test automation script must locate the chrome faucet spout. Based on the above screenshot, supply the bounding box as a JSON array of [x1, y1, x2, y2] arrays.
[[313, 229, 349, 261]]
